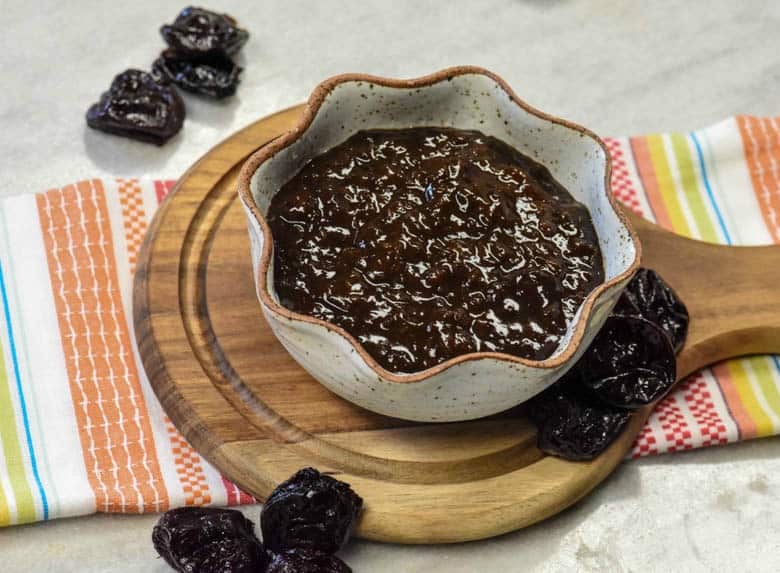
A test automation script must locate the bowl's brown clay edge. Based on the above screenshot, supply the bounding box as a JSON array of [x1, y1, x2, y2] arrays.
[[236, 65, 642, 384]]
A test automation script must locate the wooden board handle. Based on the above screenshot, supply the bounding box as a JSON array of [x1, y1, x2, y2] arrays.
[[627, 211, 780, 378]]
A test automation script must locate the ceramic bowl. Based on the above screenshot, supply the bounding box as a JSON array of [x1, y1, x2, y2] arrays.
[[237, 66, 640, 422]]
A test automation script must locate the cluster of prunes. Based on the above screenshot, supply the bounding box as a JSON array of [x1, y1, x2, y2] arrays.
[[153, 468, 363, 572], [86, 7, 248, 145], [526, 268, 689, 460]]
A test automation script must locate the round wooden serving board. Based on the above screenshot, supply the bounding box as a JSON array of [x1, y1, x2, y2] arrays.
[[134, 105, 780, 544]]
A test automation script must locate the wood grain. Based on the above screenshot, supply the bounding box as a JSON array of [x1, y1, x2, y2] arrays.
[[134, 105, 780, 544]]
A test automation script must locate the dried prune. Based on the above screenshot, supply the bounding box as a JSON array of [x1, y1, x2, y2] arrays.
[[86, 69, 184, 145], [576, 315, 676, 408], [153, 49, 242, 99], [152, 507, 266, 573], [267, 549, 352, 573], [613, 267, 689, 353], [161, 6, 249, 56], [261, 467, 363, 554], [527, 376, 631, 460]]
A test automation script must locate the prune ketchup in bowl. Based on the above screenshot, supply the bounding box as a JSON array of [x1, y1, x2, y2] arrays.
[[238, 67, 640, 422]]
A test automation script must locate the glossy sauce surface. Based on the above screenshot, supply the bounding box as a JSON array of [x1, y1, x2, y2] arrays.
[[268, 128, 604, 373]]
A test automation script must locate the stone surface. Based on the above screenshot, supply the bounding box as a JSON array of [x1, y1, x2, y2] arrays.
[[1, 0, 779, 571]]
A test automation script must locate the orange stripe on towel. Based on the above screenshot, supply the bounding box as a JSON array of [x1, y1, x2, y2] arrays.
[[737, 116, 780, 241], [37, 180, 168, 513]]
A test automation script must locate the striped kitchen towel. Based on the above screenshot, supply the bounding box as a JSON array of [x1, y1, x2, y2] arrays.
[[0, 115, 779, 526], [605, 116, 780, 456], [0, 179, 254, 526]]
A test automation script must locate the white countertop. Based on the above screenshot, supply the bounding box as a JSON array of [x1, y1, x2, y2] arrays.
[[1, 1, 779, 571]]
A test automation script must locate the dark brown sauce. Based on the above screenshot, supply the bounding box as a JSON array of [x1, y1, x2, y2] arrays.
[[268, 127, 604, 373]]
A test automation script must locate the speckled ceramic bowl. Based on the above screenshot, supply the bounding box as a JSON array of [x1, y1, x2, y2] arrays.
[[237, 66, 640, 422]]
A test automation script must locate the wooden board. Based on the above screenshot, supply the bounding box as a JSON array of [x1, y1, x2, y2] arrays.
[[134, 105, 780, 544]]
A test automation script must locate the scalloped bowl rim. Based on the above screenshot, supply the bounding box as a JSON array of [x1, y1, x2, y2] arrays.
[[237, 65, 641, 384]]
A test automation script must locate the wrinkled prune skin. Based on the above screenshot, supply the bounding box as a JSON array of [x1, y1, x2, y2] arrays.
[[86, 69, 184, 145], [153, 49, 242, 99], [186, 537, 267, 573], [161, 6, 249, 56], [152, 507, 266, 573], [527, 375, 631, 461], [261, 467, 363, 554], [576, 315, 676, 408], [613, 267, 689, 353], [267, 549, 352, 573]]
